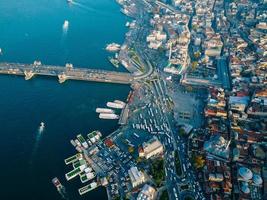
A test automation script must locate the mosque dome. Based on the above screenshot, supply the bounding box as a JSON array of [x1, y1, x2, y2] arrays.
[[238, 167, 253, 181], [253, 174, 263, 185], [241, 182, 250, 194]]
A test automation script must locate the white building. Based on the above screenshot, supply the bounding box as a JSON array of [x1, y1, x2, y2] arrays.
[[148, 41, 162, 49], [128, 167, 145, 188], [164, 66, 180, 75], [147, 35, 156, 42], [137, 184, 156, 200], [256, 22, 267, 30], [139, 137, 164, 159], [155, 32, 167, 41], [205, 48, 222, 57]]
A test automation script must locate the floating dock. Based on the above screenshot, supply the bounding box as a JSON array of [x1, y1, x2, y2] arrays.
[[65, 168, 82, 181], [78, 182, 98, 195], [73, 159, 86, 169], [64, 153, 82, 165], [77, 134, 88, 149], [108, 57, 120, 68], [87, 131, 102, 144], [80, 172, 96, 183]]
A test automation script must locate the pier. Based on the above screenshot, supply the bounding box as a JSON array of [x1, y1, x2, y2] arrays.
[[118, 104, 129, 125], [0, 62, 134, 84]]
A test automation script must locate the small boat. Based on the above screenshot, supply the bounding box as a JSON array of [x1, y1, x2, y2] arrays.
[[0, 48, 2, 55], [39, 122, 45, 132], [63, 20, 69, 29], [67, 0, 73, 4], [52, 177, 69, 199], [40, 122, 45, 128], [52, 177, 62, 189]]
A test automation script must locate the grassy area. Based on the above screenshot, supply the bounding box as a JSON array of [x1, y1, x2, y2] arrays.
[[159, 189, 169, 200], [174, 151, 182, 176], [150, 159, 165, 186], [132, 55, 142, 65], [128, 48, 144, 69]]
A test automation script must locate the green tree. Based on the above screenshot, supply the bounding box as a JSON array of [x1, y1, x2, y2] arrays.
[[193, 155, 205, 169], [179, 128, 186, 136], [128, 146, 134, 154], [194, 51, 201, 59], [192, 61, 198, 71]]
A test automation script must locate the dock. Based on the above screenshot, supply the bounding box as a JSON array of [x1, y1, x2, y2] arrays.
[[80, 172, 96, 183], [118, 104, 129, 125], [0, 62, 134, 84], [65, 168, 82, 181], [73, 159, 87, 169], [64, 153, 82, 165], [78, 182, 98, 195]]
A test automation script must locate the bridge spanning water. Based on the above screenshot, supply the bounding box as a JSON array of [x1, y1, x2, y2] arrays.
[[0, 62, 134, 84]]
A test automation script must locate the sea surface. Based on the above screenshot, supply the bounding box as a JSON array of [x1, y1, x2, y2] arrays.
[[0, 0, 129, 199]]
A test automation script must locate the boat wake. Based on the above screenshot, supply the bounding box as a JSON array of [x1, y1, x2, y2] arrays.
[[62, 28, 68, 36], [71, 1, 96, 13], [68, 0, 111, 17], [30, 123, 45, 163]]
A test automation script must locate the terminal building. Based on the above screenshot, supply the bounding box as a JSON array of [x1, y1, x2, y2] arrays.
[[138, 137, 163, 159], [128, 166, 145, 188]]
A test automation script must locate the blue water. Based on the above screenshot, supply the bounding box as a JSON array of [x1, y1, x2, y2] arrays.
[[0, 0, 129, 199]]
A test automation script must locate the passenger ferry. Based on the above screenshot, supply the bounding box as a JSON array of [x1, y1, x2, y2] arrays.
[[52, 177, 69, 199]]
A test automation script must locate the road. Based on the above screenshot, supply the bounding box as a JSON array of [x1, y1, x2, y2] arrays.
[[147, 74, 205, 200]]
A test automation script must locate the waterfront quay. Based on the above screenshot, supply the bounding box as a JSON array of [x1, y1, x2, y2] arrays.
[[0, 62, 134, 84], [59, 0, 206, 199], [62, 71, 205, 199]]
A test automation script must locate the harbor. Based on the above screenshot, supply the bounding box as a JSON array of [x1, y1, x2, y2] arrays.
[[64, 131, 105, 195], [3, 0, 266, 199]]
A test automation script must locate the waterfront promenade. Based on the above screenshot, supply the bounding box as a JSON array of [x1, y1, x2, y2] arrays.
[[0, 62, 134, 84]]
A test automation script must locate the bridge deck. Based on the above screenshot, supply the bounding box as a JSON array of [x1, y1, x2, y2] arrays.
[[0, 62, 133, 84]]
